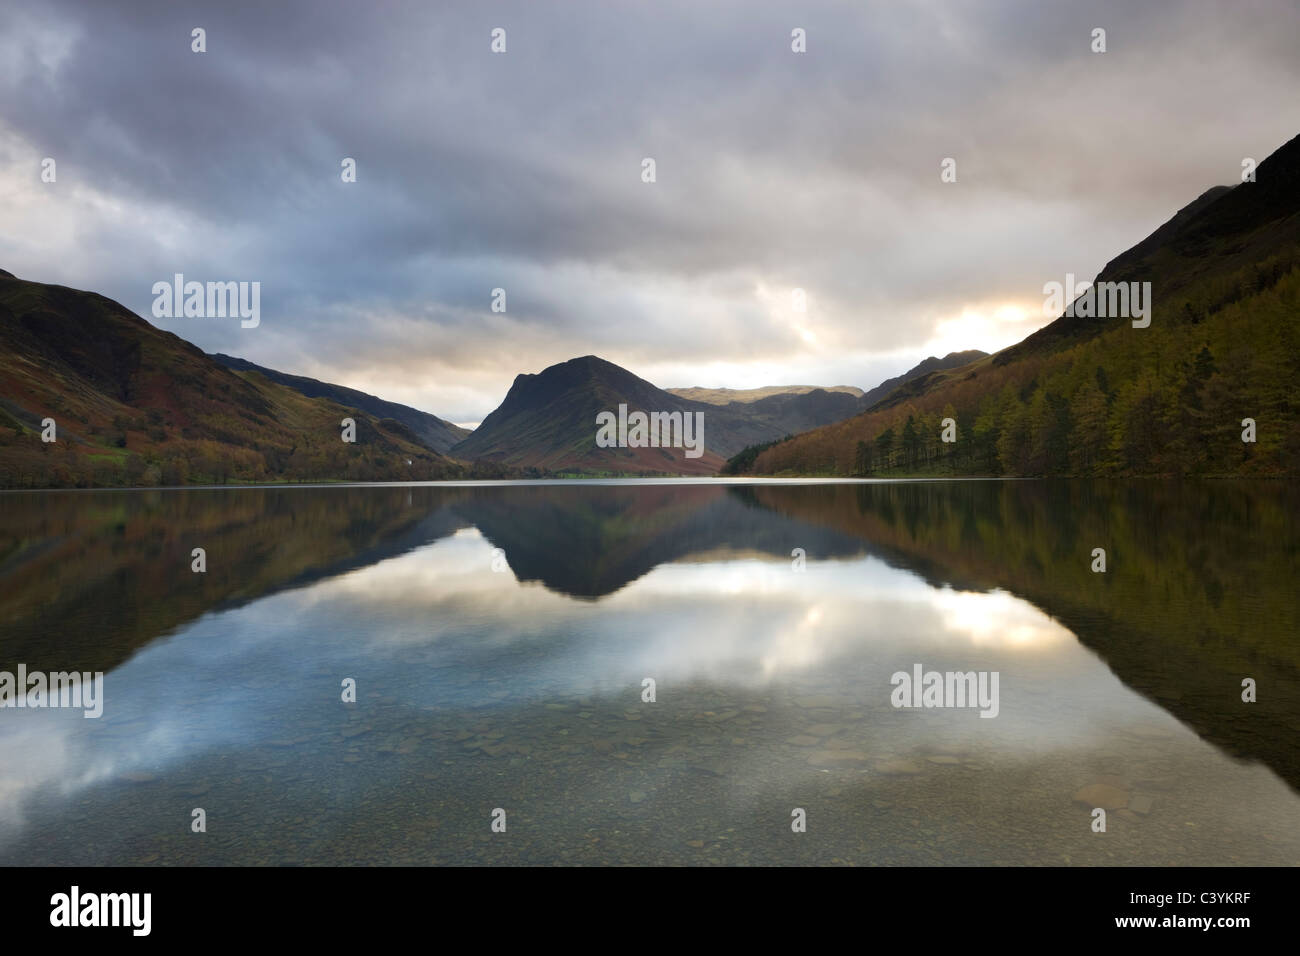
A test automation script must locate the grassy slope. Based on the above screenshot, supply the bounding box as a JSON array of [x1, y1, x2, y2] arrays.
[[210, 352, 471, 454]]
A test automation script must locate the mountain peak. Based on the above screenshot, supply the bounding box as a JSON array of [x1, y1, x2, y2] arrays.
[[454, 355, 869, 474], [860, 349, 988, 409]]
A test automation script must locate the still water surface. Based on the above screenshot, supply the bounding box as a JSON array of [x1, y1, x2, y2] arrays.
[[1, 479, 1297, 865]]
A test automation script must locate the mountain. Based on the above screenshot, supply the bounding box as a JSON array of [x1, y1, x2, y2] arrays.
[[0, 271, 471, 487], [452, 355, 868, 474], [744, 132, 1300, 478], [451, 355, 726, 474], [210, 353, 470, 454], [859, 349, 988, 408], [667, 384, 864, 404]]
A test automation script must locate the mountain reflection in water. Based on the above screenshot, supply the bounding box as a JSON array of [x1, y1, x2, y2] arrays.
[[0, 479, 1296, 865]]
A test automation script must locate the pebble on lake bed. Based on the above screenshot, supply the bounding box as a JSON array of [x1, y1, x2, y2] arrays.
[[1072, 783, 1129, 809]]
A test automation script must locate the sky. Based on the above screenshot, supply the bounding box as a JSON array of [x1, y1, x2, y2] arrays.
[[1, 0, 1297, 425]]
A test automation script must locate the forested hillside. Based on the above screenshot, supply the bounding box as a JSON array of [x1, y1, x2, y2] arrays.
[[746, 133, 1300, 478]]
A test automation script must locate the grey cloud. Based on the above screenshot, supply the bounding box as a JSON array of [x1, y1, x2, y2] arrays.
[[1, 0, 1297, 418]]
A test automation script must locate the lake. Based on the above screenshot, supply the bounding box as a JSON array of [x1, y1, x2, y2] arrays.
[[1, 479, 1297, 865]]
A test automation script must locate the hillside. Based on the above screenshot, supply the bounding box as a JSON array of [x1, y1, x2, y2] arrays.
[[746, 132, 1300, 478], [0, 271, 471, 487], [860, 349, 988, 408], [211, 353, 471, 453], [453, 355, 867, 474]]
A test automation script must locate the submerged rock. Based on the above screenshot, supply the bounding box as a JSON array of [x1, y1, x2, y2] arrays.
[[1128, 793, 1155, 815]]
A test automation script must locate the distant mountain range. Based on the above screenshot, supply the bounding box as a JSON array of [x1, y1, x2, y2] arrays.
[[666, 385, 864, 404], [451, 352, 990, 475], [448, 354, 874, 474], [0, 282, 896, 484], [0, 273, 933, 483]]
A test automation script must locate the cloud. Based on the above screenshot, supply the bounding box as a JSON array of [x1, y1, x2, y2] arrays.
[[1, 0, 1297, 418]]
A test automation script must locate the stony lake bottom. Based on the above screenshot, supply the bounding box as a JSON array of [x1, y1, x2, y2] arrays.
[[1, 478, 1297, 865]]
